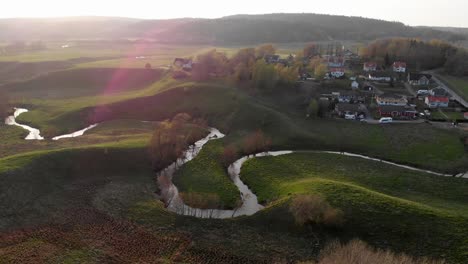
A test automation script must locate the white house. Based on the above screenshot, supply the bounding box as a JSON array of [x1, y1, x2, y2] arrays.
[[425, 96, 449, 108], [329, 67, 345, 78], [351, 81, 359, 89], [393, 61, 407, 73], [368, 73, 392, 82]]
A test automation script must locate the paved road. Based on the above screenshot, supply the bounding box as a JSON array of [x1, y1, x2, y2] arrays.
[[425, 71, 468, 108]]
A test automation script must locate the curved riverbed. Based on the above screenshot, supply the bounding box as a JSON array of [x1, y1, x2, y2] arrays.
[[4, 108, 44, 140], [156, 128, 467, 219], [4, 108, 97, 140], [156, 129, 293, 218], [4, 109, 467, 218]]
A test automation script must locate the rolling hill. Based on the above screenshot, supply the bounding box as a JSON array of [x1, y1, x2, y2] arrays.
[[0, 14, 464, 44]]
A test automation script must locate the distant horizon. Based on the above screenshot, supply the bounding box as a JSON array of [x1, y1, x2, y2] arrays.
[[1, 0, 468, 28], [0, 13, 466, 29]]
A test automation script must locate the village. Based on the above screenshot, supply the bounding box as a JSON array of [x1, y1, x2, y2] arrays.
[[173, 48, 468, 125], [301, 50, 468, 124]]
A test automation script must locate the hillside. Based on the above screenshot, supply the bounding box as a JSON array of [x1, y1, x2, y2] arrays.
[[0, 14, 463, 44]]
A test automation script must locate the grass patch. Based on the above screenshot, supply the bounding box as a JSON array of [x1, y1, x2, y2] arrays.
[[240, 152, 468, 262], [0, 143, 155, 231], [174, 140, 241, 209], [437, 74, 468, 101]]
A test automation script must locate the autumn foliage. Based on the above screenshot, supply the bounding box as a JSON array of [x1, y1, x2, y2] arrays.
[[148, 113, 207, 171], [289, 195, 344, 227], [242, 130, 272, 155]]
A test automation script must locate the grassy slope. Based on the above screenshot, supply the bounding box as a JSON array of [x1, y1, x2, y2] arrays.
[[0, 43, 206, 63], [5, 76, 467, 172], [240, 152, 468, 263], [438, 74, 468, 101], [174, 140, 241, 209], [0, 119, 156, 158], [0, 139, 154, 231]]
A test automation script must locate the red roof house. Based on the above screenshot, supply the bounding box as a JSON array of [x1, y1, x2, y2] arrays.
[[363, 62, 377, 72], [393, 61, 407, 73], [425, 96, 449, 108]]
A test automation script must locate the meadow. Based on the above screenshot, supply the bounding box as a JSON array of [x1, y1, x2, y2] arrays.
[[438, 74, 468, 101], [1, 42, 468, 263]]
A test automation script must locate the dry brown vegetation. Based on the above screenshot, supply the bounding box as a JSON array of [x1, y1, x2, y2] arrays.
[[242, 129, 272, 155], [305, 239, 445, 264], [180, 192, 222, 210], [221, 144, 240, 168], [148, 113, 207, 171], [289, 195, 344, 227], [0, 209, 266, 264], [0, 91, 9, 119]]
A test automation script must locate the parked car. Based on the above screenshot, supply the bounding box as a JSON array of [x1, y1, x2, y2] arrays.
[[345, 114, 356, 120], [379, 117, 393, 124], [417, 90, 430, 95]]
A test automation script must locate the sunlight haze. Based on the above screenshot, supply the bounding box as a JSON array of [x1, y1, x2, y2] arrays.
[[2, 0, 467, 27]]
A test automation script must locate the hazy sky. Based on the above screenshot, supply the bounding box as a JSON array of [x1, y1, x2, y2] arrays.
[[2, 0, 467, 27]]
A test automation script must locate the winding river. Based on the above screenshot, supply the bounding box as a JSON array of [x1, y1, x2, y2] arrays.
[[4, 108, 467, 219], [4, 108, 98, 140]]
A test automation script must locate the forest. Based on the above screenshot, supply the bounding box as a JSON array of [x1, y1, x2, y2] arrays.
[[0, 14, 464, 44]]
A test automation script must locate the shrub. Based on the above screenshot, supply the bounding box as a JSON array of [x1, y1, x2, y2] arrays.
[[289, 195, 344, 227], [172, 70, 190, 79], [221, 144, 239, 168], [242, 130, 272, 155], [316, 239, 445, 264]]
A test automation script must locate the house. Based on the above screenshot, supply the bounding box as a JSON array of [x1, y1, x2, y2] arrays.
[[343, 49, 358, 59], [378, 105, 417, 119], [336, 91, 364, 103], [265, 55, 280, 64], [408, 73, 432, 86], [335, 103, 362, 117], [173, 58, 193, 70], [368, 72, 393, 82], [351, 81, 359, 89], [393, 61, 407, 73], [329, 67, 345, 78], [376, 93, 408, 106], [425, 96, 449, 108], [363, 62, 377, 72], [430, 87, 448, 97], [326, 56, 345, 67], [464, 112, 468, 120]]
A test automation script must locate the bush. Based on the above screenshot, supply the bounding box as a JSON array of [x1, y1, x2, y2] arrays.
[[242, 130, 272, 155], [172, 70, 190, 79], [221, 144, 239, 168], [315, 239, 444, 264], [289, 195, 344, 227]]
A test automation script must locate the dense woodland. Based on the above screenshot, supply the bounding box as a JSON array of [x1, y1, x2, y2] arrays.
[[362, 38, 468, 76], [0, 14, 464, 44]]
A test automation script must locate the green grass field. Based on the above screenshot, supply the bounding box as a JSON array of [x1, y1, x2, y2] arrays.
[[240, 152, 468, 262], [438, 74, 468, 101], [1, 42, 468, 263], [174, 140, 241, 209], [3, 75, 467, 172]]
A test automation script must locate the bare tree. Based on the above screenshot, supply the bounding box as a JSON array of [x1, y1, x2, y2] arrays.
[[0, 91, 9, 120]]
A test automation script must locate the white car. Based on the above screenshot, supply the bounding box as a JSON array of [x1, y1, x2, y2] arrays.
[[379, 117, 393, 124], [345, 114, 356, 120]]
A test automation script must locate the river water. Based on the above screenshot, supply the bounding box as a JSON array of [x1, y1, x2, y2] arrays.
[[4, 108, 97, 140], [4, 108, 467, 219]]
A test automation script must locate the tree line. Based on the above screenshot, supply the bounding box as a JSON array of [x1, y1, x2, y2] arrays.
[[361, 38, 468, 76], [177, 44, 300, 91]]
